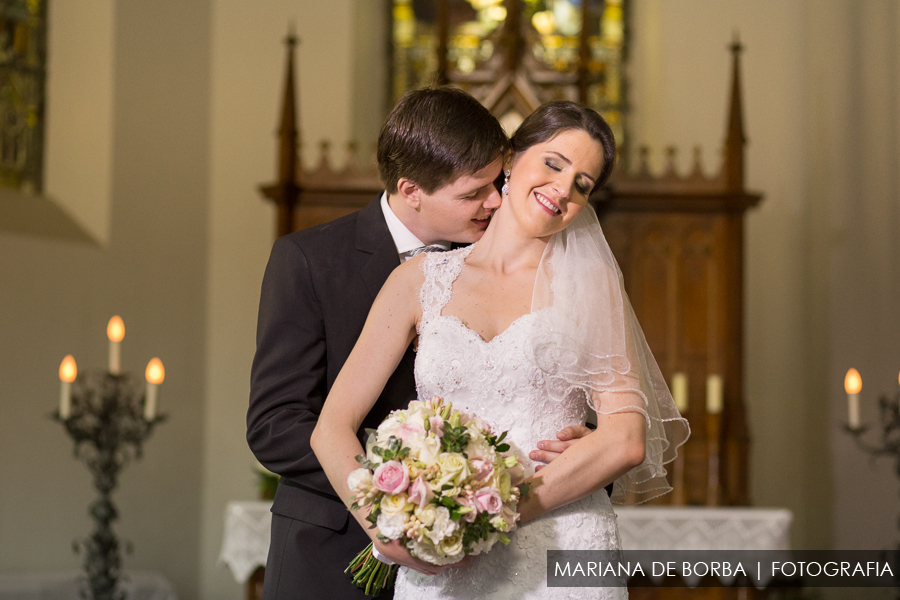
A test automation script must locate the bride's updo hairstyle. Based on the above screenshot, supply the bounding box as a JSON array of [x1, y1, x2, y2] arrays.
[[510, 101, 617, 190]]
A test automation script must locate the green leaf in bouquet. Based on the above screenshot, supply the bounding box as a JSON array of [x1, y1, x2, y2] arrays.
[[351, 502, 360, 511], [440, 424, 471, 453], [518, 482, 531, 497], [440, 496, 456, 509], [461, 512, 493, 546], [496, 443, 510, 452], [450, 509, 461, 520]]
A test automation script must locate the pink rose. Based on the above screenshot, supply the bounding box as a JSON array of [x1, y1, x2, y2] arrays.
[[456, 495, 478, 523], [469, 459, 494, 482], [396, 421, 424, 441], [428, 416, 445, 437], [408, 475, 434, 510], [501, 503, 519, 527], [373, 460, 410, 495], [474, 487, 503, 514]]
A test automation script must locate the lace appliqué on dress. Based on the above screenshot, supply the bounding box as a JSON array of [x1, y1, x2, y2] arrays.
[[396, 248, 626, 600]]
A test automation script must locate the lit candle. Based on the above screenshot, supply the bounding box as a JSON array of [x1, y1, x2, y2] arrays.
[[107, 316, 125, 375], [671, 372, 688, 413], [706, 374, 723, 415], [844, 368, 862, 429], [58, 355, 77, 419], [144, 357, 165, 420]]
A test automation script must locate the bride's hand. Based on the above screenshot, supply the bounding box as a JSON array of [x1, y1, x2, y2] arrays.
[[528, 424, 592, 471], [374, 538, 471, 576]]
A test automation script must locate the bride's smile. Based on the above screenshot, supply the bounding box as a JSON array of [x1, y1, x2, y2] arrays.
[[502, 128, 605, 241]]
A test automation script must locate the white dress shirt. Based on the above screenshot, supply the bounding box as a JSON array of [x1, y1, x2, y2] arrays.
[[380, 192, 450, 261]]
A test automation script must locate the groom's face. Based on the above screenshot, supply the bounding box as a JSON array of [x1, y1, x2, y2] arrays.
[[410, 157, 503, 244]]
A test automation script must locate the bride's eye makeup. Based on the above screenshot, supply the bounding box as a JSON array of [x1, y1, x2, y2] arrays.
[[544, 159, 562, 172]]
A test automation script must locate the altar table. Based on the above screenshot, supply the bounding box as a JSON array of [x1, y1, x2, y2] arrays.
[[219, 501, 793, 589]]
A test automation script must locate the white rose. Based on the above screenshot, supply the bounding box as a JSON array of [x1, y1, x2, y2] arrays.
[[439, 533, 464, 559], [380, 493, 412, 515], [405, 401, 430, 425], [347, 468, 373, 494], [376, 413, 404, 439], [409, 537, 442, 565], [436, 453, 470, 487], [491, 469, 512, 501], [468, 531, 499, 556], [376, 511, 407, 540], [426, 506, 458, 544], [414, 504, 438, 527], [417, 436, 441, 466]]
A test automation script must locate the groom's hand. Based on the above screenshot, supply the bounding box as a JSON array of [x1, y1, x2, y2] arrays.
[[374, 538, 470, 576], [529, 424, 592, 471]]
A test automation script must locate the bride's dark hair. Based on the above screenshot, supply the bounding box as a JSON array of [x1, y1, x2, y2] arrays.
[[510, 101, 617, 189]]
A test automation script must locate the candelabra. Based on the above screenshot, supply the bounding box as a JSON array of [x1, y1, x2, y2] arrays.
[[53, 369, 165, 600], [843, 386, 900, 597]]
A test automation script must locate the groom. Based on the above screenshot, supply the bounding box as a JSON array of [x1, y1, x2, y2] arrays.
[[247, 87, 590, 600]]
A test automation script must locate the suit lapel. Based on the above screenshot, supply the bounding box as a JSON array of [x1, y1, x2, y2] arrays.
[[356, 196, 401, 301]]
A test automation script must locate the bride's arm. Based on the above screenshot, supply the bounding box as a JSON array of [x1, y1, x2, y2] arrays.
[[516, 393, 646, 523], [311, 259, 453, 574]]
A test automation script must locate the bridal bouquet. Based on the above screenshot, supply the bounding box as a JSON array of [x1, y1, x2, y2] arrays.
[[345, 396, 528, 595]]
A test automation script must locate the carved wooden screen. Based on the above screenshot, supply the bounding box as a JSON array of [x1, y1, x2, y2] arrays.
[[258, 30, 761, 507]]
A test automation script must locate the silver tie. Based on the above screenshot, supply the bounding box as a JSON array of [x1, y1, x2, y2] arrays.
[[407, 245, 448, 257]]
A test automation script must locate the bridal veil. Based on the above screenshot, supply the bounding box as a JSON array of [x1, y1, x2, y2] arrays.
[[530, 204, 691, 504]]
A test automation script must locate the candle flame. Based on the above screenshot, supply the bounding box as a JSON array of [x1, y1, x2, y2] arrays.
[[107, 316, 125, 342], [145, 358, 165, 384], [844, 368, 862, 395], [59, 355, 77, 382]]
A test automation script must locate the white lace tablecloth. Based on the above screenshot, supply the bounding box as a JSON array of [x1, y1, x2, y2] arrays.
[[0, 571, 176, 600], [217, 502, 793, 587], [616, 506, 793, 588], [615, 506, 792, 551], [218, 501, 273, 583]]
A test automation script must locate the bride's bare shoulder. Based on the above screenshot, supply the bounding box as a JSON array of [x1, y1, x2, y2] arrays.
[[379, 254, 427, 304]]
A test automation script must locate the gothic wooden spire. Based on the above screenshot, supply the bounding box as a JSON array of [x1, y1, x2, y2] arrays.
[[277, 28, 299, 184], [259, 27, 302, 238], [724, 32, 746, 192]]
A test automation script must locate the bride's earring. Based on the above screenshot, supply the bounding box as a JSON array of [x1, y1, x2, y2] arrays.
[[501, 169, 510, 195]]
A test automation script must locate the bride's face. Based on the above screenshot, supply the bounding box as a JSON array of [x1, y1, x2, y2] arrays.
[[506, 128, 604, 238]]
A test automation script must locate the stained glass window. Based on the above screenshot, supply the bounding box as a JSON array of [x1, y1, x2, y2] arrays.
[[0, 0, 46, 193], [391, 0, 626, 146]]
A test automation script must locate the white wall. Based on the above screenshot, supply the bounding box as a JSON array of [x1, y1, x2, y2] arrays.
[[199, 2, 356, 599], [43, 0, 115, 245], [0, 1, 211, 598]]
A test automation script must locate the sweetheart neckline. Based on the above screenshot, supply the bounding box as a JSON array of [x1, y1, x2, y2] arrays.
[[434, 312, 538, 345]]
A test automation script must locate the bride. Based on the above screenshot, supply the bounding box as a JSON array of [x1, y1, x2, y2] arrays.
[[312, 102, 689, 599]]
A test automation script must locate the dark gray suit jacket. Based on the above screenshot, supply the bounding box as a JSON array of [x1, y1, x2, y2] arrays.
[[247, 197, 415, 598]]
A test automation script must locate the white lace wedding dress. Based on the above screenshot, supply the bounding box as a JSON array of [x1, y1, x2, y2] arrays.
[[393, 245, 627, 600]]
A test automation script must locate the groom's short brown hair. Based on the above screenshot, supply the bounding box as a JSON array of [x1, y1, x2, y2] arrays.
[[377, 87, 508, 195]]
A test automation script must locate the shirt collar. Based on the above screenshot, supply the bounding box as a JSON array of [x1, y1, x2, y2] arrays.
[[380, 192, 450, 255]]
